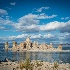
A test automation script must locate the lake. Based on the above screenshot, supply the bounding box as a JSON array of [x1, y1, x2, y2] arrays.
[[0, 43, 70, 63]]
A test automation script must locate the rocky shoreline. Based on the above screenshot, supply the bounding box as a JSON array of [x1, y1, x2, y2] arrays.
[[5, 37, 63, 52], [0, 59, 70, 70]]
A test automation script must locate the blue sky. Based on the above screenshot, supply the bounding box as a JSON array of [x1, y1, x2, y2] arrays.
[[0, 0, 70, 44]]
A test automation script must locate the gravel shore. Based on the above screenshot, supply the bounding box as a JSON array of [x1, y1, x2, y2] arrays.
[[0, 60, 70, 70]]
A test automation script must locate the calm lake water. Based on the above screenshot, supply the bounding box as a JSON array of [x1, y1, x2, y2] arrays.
[[0, 43, 70, 63]]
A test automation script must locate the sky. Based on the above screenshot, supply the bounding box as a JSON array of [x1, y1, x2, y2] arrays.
[[0, 0, 70, 44]]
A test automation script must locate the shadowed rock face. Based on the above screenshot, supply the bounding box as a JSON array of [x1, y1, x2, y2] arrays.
[[23, 42, 27, 49], [58, 44, 62, 50], [9, 37, 63, 51], [30, 43, 33, 48]]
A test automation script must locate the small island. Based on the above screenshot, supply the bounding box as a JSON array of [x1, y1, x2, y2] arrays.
[[5, 37, 63, 52]]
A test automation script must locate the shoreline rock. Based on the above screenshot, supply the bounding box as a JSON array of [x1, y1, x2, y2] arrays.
[[0, 60, 70, 70]]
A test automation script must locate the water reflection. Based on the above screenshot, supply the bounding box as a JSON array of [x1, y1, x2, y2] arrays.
[[12, 52, 17, 61], [31, 52, 36, 60], [0, 51, 70, 63], [58, 52, 63, 63], [10, 52, 70, 63], [16, 52, 56, 62], [5, 49, 8, 52], [26, 52, 30, 59]]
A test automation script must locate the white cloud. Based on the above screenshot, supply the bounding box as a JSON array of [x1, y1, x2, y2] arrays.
[[0, 17, 5, 24], [13, 13, 39, 32], [10, 2, 16, 5], [1, 32, 70, 43], [0, 12, 69, 33], [0, 17, 13, 24], [61, 17, 69, 20], [5, 33, 56, 44], [59, 20, 70, 33], [18, 13, 57, 24], [13, 13, 70, 33], [14, 24, 39, 32], [0, 17, 14, 30], [40, 21, 65, 31], [17, 13, 39, 26], [43, 34, 54, 38], [36, 7, 50, 12], [37, 14, 57, 19], [40, 20, 70, 33], [0, 9, 8, 15], [30, 34, 41, 38], [7, 33, 54, 40], [22, 13, 38, 19], [14, 13, 57, 32], [9, 34, 28, 40]]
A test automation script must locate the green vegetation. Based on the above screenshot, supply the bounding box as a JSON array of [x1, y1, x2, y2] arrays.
[[53, 61, 59, 70], [19, 59, 62, 70], [20, 59, 34, 70], [19, 59, 43, 70]]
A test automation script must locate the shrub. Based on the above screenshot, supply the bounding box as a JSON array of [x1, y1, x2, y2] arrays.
[[20, 59, 33, 70]]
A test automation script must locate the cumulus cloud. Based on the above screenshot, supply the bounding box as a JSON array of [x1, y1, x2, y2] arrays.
[[17, 13, 57, 24], [36, 7, 50, 12], [17, 13, 39, 26], [39, 21, 65, 31], [7, 33, 54, 40], [14, 13, 39, 32], [0, 9, 8, 15], [8, 34, 28, 40], [22, 13, 57, 20], [13, 13, 70, 33], [0, 17, 14, 24], [14, 13, 57, 32], [10, 2, 16, 5], [0, 12, 69, 33], [0, 17, 14, 30], [60, 25, 70, 33], [43, 34, 54, 38], [30, 34, 41, 38], [59, 20, 70, 33], [15, 24, 39, 32], [39, 20, 70, 33]]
